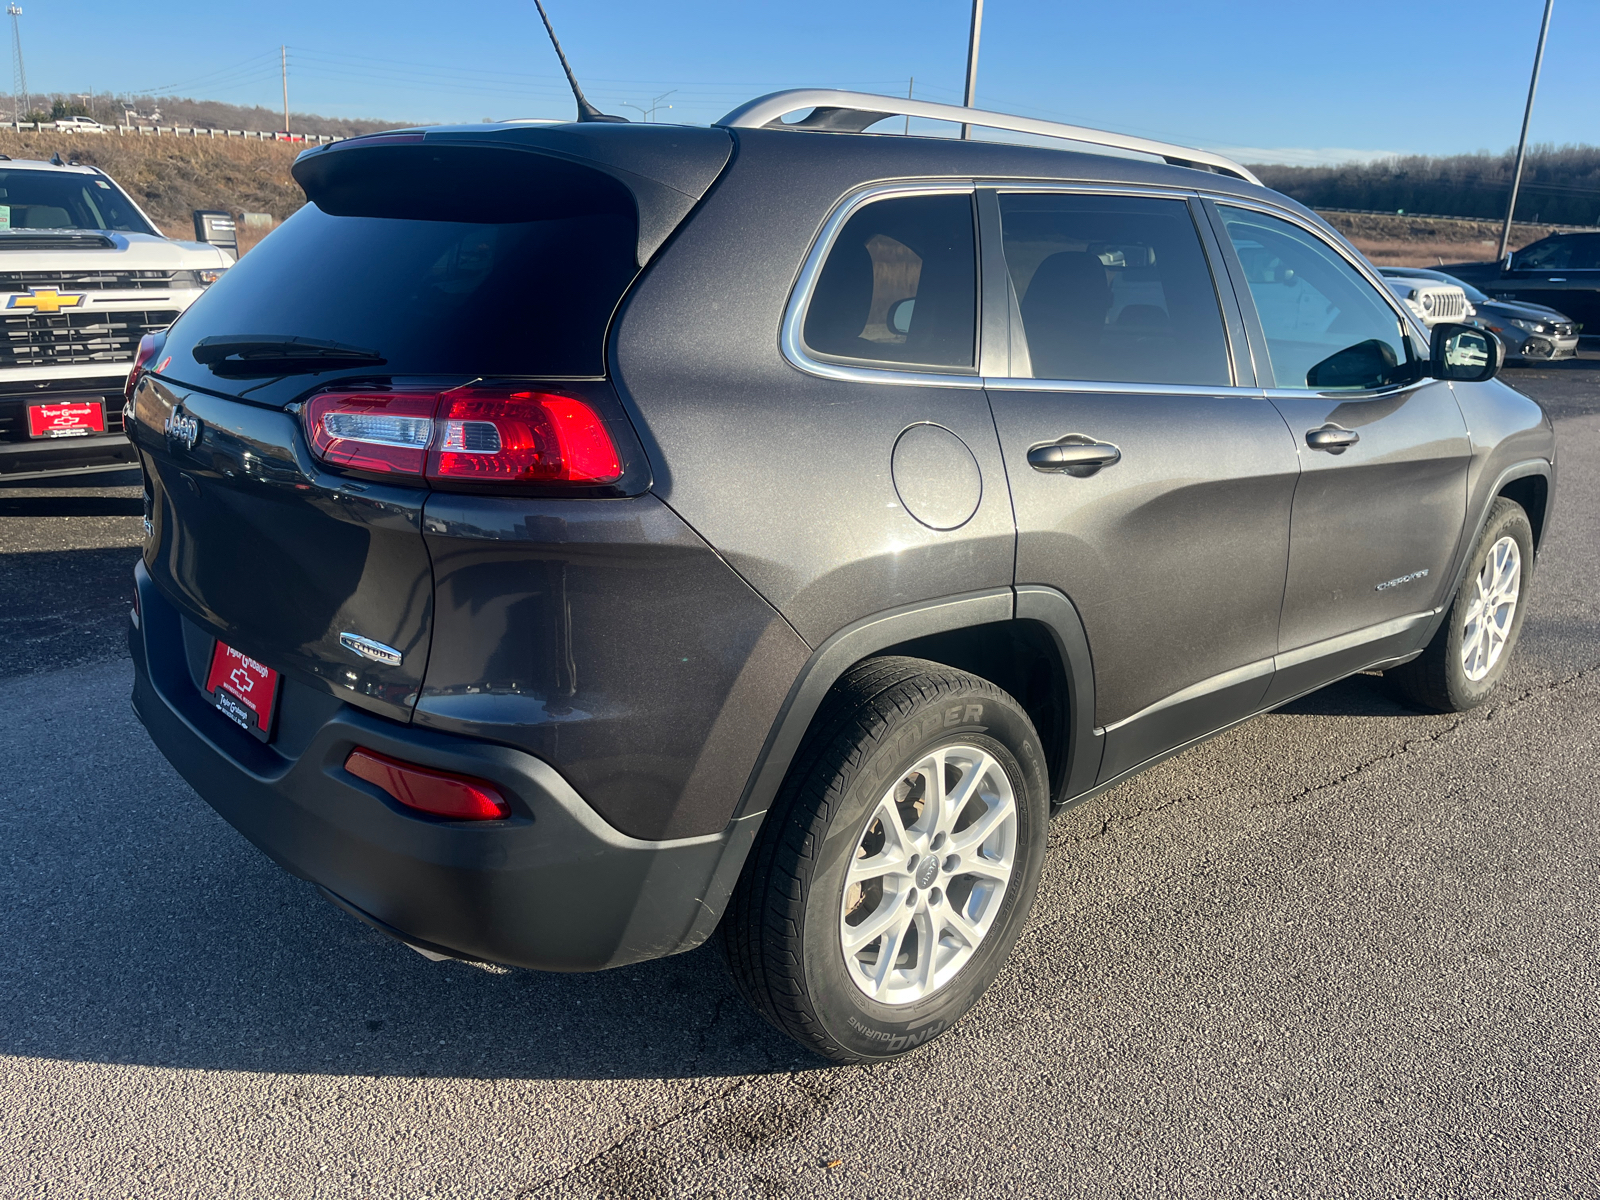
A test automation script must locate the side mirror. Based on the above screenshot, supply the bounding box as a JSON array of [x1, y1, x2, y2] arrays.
[[886, 297, 916, 336], [1430, 322, 1502, 383]]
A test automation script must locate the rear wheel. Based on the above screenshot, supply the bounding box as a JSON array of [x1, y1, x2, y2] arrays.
[[1387, 497, 1534, 712], [721, 657, 1048, 1063]]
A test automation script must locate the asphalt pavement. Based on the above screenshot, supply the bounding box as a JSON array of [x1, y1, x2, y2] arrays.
[[3, 356, 1599, 1198]]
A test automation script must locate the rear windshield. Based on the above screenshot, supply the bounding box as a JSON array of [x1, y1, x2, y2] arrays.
[[0, 169, 153, 234], [173, 145, 639, 378]]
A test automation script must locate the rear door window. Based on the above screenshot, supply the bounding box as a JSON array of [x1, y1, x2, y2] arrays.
[[1218, 206, 1416, 391], [997, 193, 1232, 386], [802, 192, 977, 372]]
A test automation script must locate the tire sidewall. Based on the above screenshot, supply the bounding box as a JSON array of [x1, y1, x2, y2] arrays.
[[797, 685, 1048, 1060], [1443, 503, 1534, 708]]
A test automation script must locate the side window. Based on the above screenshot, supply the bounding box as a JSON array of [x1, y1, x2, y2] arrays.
[[1513, 236, 1572, 271], [997, 193, 1231, 386], [803, 192, 977, 372], [1219, 206, 1416, 391]]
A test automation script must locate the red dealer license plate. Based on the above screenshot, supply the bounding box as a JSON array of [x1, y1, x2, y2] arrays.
[[27, 400, 105, 439], [205, 640, 281, 742]]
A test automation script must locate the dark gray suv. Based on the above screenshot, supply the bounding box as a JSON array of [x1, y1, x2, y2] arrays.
[[126, 91, 1555, 1063]]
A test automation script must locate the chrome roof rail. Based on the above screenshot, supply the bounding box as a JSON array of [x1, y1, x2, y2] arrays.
[[716, 89, 1262, 187]]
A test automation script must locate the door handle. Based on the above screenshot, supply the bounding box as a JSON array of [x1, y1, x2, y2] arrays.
[[1027, 437, 1121, 475], [1306, 425, 1359, 454]]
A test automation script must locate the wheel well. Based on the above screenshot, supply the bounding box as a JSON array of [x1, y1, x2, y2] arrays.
[[874, 620, 1068, 800], [1498, 474, 1549, 547]]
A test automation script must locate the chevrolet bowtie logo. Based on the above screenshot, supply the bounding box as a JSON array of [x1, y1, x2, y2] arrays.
[[7, 289, 87, 314]]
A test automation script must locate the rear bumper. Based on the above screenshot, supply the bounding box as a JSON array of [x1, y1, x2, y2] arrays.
[[129, 561, 759, 971], [0, 432, 138, 478]]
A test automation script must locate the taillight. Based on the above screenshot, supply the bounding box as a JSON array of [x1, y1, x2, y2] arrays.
[[429, 388, 621, 484], [303, 386, 623, 487], [125, 333, 161, 405], [344, 748, 509, 820], [306, 392, 438, 475]]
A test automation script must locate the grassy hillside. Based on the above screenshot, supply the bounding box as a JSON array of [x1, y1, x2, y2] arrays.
[[0, 130, 305, 240], [1319, 211, 1566, 269]]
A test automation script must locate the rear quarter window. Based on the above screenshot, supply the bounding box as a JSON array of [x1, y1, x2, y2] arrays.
[[801, 192, 978, 372]]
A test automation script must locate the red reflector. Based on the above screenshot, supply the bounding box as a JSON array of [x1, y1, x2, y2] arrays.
[[344, 749, 509, 820], [428, 388, 621, 484], [306, 392, 438, 475]]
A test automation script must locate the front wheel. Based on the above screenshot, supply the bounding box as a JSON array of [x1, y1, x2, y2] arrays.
[[1387, 497, 1535, 712], [721, 657, 1049, 1063]]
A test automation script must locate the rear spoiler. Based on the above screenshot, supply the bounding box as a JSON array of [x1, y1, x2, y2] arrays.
[[293, 124, 733, 266]]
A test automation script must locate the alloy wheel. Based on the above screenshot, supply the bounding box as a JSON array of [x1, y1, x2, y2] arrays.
[[838, 743, 1018, 1005], [1462, 535, 1521, 683]]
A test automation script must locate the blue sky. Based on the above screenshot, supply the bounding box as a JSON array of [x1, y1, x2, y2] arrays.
[[23, 0, 1599, 164]]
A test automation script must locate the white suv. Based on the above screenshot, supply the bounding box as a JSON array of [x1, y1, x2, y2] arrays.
[[53, 117, 107, 134]]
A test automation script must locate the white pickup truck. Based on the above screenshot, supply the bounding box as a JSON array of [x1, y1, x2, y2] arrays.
[[0, 156, 230, 480]]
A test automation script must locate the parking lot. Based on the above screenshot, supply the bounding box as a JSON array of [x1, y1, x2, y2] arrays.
[[3, 354, 1599, 1198]]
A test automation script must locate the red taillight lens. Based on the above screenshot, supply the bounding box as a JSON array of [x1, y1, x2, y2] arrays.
[[428, 388, 621, 484], [306, 392, 439, 475], [125, 333, 160, 404], [302, 386, 623, 487], [344, 748, 509, 821]]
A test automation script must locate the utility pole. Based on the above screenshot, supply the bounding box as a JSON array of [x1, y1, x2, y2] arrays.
[[8, 4, 26, 129], [1497, 0, 1555, 263], [281, 44, 289, 134], [961, 0, 983, 140]]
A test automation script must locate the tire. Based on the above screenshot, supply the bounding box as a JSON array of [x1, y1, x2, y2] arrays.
[[1387, 497, 1535, 713], [721, 656, 1049, 1063]]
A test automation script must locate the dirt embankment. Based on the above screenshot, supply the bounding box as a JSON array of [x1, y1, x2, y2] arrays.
[[1316, 211, 1574, 268], [0, 130, 304, 247]]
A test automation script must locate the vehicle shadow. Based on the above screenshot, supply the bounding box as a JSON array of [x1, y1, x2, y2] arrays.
[[0, 659, 815, 1083], [1273, 672, 1416, 719]]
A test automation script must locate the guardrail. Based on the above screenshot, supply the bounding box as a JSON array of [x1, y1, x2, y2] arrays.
[[4, 122, 343, 144]]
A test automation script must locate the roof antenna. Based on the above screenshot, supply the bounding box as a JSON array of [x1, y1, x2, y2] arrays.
[[531, 0, 627, 123]]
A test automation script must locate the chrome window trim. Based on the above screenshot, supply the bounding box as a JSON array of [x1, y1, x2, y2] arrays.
[[983, 376, 1263, 398], [781, 180, 986, 390], [980, 180, 1201, 200], [1201, 194, 1433, 345]]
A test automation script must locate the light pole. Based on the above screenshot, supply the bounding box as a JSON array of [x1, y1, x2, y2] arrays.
[[961, 0, 983, 140], [1497, 0, 1555, 263], [622, 89, 675, 122], [8, 3, 26, 130]]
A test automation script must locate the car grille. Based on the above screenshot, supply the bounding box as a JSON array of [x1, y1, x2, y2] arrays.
[[0, 270, 179, 292], [1430, 292, 1466, 321], [0, 309, 178, 367]]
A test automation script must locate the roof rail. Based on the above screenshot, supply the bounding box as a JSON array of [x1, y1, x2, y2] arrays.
[[716, 89, 1262, 187]]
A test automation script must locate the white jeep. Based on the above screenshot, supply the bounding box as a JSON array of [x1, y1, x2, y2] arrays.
[[0, 157, 230, 480], [1385, 276, 1470, 327]]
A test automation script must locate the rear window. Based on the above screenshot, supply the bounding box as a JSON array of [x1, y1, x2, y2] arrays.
[[173, 145, 639, 378]]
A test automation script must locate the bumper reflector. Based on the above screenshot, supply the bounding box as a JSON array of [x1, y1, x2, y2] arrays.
[[344, 748, 509, 820]]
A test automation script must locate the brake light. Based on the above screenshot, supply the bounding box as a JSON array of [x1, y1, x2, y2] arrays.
[[303, 386, 623, 486], [429, 388, 621, 484], [125, 333, 161, 405], [344, 748, 509, 820]]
